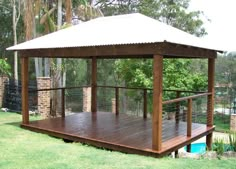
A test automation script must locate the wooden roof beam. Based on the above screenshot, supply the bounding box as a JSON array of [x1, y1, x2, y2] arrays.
[[18, 42, 217, 59]]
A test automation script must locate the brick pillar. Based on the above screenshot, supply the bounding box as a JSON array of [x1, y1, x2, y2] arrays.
[[83, 87, 91, 112], [37, 77, 51, 118], [230, 114, 236, 132], [0, 76, 8, 107], [112, 98, 116, 114]]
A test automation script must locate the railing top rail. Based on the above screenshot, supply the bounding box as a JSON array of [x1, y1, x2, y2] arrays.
[[97, 85, 153, 91], [29, 85, 206, 95], [163, 89, 205, 94], [29, 85, 90, 92], [163, 92, 212, 105], [97, 85, 205, 93]]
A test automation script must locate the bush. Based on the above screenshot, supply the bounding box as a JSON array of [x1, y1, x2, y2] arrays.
[[0, 58, 11, 76], [229, 132, 236, 151], [212, 137, 225, 155]]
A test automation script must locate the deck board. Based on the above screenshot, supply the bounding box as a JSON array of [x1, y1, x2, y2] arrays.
[[22, 112, 214, 157]]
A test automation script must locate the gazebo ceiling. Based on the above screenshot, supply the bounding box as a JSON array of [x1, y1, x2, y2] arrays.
[[7, 13, 221, 58]]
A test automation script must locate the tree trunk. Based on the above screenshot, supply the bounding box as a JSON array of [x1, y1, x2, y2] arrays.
[[12, 0, 20, 81], [63, 66, 66, 87], [24, 0, 33, 40], [34, 58, 39, 77], [52, 0, 63, 115], [13, 0, 17, 80], [38, 58, 43, 76], [63, 0, 72, 87], [44, 58, 50, 77], [65, 0, 72, 24]]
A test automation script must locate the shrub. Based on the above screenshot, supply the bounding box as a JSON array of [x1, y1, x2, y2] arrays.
[[0, 58, 11, 76], [229, 131, 236, 151], [212, 137, 225, 155]]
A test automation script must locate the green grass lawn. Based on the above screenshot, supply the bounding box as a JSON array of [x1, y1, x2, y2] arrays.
[[194, 113, 230, 132], [0, 112, 236, 169], [214, 114, 230, 132]]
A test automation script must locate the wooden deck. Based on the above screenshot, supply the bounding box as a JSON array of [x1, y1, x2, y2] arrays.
[[21, 112, 214, 157]]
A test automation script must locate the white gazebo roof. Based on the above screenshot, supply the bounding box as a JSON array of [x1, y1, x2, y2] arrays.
[[7, 13, 220, 51]]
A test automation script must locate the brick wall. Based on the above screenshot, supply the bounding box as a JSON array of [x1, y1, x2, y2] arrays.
[[37, 77, 51, 118], [83, 87, 91, 112], [230, 114, 236, 132], [112, 98, 116, 114], [0, 76, 8, 107]]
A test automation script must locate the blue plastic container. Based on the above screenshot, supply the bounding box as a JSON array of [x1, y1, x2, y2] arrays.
[[184, 143, 206, 154]]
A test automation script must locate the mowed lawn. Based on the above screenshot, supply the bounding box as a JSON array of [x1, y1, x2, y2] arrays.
[[0, 112, 236, 169]]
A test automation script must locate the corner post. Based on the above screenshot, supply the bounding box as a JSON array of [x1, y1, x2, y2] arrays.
[[206, 57, 215, 149], [152, 55, 163, 151], [61, 88, 65, 118], [91, 56, 97, 113], [143, 89, 147, 119], [187, 99, 192, 137], [21, 56, 29, 124], [115, 87, 119, 115]]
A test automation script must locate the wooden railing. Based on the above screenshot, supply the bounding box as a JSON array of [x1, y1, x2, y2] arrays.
[[29, 86, 90, 117], [97, 85, 149, 118], [163, 92, 211, 137], [30, 85, 210, 128], [97, 85, 208, 120]]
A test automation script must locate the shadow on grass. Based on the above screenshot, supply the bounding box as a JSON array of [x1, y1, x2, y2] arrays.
[[5, 121, 21, 127]]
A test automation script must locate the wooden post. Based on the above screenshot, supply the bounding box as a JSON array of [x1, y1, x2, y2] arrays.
[[174, 150, 179, 158], [115, 87, 119, 115], [21, 56, 29, 124], [186, 144, 191, 153], [143, 89, 147, 119], [152, 55, 163, 151], [206, 58, 215, 149], [61, 88, 65, 118], [207, 58, 215, 127], [175, 91, 180, 123], [91, 56, 97, 113], [187, 99, 192, 137], [206, 133, 213, 151]]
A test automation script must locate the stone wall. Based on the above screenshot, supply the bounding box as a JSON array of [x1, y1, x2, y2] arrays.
[[83, 87, 91, 112], [0, 76, 8, 107], [37, 77, 51, 118], [230, 114, 236, 132], [112, 98, 116, 114]]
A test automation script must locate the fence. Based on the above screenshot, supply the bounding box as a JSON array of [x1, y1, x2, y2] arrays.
[[3, 79, 37, 112]]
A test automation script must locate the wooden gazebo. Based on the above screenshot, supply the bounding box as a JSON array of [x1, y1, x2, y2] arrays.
[[8, 13, 219, 157]]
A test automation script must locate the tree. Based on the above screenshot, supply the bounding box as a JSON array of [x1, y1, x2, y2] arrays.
[[0, 58, 11, 76], [137, 0, 206, 37], [0, 1, 13, 58], [96, 0, 206, 37], [215, 52, 236, 87], [0, 0, 24, 79], [95, 0, 138, 16], [11, 0, 21, 81], [96, 0, 209, 99]]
